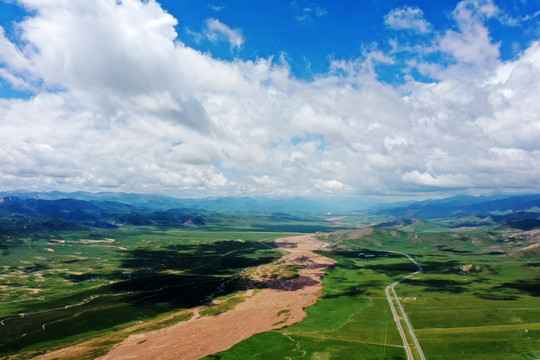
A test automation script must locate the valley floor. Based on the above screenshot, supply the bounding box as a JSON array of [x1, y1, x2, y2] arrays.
[[34, 234, 336, 360]]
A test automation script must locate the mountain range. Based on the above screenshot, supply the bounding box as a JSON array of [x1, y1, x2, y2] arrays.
[[1, 191, 540, 232], [0, 190, 333, 212], [369, 193, 540, 219]]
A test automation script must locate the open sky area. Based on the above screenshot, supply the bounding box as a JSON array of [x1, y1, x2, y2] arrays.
[[0, 0, 539, 200]]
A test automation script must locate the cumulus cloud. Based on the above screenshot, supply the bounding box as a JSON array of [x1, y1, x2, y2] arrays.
[[204, 18, 244, 49], [384, 6, 431, 33], [0, 0, 539, 198], [438, 0, 501, 68]]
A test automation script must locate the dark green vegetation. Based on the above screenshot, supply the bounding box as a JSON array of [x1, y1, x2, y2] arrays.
[[207, 227, 539, 360], [0, 227, 294, 358]]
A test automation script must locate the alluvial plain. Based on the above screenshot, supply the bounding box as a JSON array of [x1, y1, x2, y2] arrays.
[[0, 216, 539, 359]]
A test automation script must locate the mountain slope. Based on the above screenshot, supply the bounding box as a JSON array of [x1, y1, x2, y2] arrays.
[[0, 197, 214, 228], [371, 194, 540, 220]]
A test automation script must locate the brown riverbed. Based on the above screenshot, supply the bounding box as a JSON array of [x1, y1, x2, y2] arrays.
[[93, 234, 335, 360]]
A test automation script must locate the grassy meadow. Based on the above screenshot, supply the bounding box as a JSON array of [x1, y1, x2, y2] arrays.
[[206, 228, 539, 360], [0, 219, 538, 359], [0, 228, 294, 358]]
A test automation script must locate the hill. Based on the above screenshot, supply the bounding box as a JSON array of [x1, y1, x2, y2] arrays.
[[369, 194, 540, 222], [0, 191, 338, 212], [0, 196, 218, 228]]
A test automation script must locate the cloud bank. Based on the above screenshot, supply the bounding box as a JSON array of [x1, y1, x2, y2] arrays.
[[0, 0, 539, 198]]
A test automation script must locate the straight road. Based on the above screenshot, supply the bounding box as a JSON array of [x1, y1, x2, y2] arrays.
[[384, 251, 426, 360]]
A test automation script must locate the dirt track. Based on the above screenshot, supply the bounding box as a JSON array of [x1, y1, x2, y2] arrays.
[[92, 234, 335, 360]]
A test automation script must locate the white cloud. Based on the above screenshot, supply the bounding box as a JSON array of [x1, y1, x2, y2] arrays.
[[0, 27, 31, 72], [384, 6, 431, 33], [522, 10, 540, 22], [402, 171, 471, 188], [439, 24, 499, 66], [296, 5, 327, 23], [249, 175, 281, 187], [437, 0, 501, 68], [330, 44, 394, 77], [210, 5, 225, 12], [312, 179, 348, 193], [0, 26, 36, 90], [204, 18, 244, 49], [0, 67, 34, 91], [0, 0, 539, 197]]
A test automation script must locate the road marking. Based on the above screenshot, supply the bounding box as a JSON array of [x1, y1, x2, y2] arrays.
[[384, 251, 426, 360]]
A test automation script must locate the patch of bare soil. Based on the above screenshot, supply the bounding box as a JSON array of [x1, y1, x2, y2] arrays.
[[521, 242, 540, 251], [90, 234, 335, 360], [78, 238, 116, 244]]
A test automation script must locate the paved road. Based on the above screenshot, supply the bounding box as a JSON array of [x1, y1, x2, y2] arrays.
[[384, 251, 426, 360]]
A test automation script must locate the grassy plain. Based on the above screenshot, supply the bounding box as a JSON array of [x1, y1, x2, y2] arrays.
[[204, 250, 409, 360], [394, 252, 539, 359], [1, 219, 538, 359], [206, 228, 539, 360], [0, 228, 295, 358]]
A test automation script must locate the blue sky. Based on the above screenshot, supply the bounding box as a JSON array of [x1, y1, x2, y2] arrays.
[[2, 0, 539, 89], [159, 0, 539, 76], [0, 0, 539, 200]]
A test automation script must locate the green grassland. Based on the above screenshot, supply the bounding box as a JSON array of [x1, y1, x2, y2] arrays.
[[0, 228, 295, 358], [1, 218, 539, 359], [206, 227, 539, 360], [331, 228, 540, 359], [394, 251, 539, 359], [204, 250, 411, 360]]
